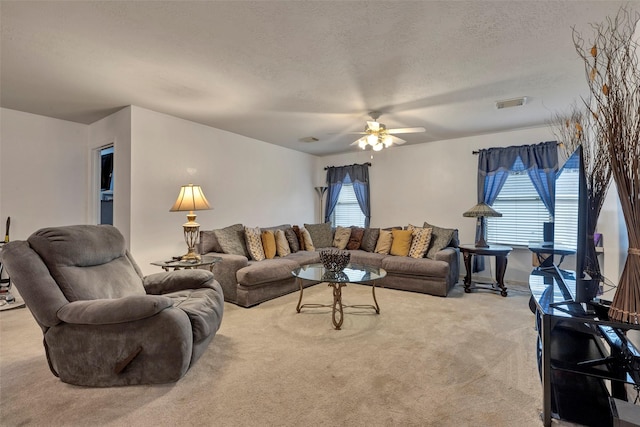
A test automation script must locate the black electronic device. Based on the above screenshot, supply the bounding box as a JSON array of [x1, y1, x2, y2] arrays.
[[550, 146, 597, 305]]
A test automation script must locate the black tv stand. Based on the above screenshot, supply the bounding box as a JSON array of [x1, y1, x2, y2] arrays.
[[530, 269, 640, 426]]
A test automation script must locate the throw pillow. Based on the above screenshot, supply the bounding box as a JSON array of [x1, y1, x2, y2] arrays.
[[213, 223, 250, 258], [200, 230, 223, 254], [244, 226, 266, 261], [374, 229, 393, 255], [360, 228, 380, 252], [346, 227, 365, 250], [333, 226, 351, 250], [390, 229, 413, 256], [274, 229, 291, 257], [292, 225, 305, 251], [408, 227, 433, 258], [423, 222, 457, 259], [301, 227, 315, 251], [261, 230, 277, 259], [284, 228, 300, 253], [304, 223, 333, 248]]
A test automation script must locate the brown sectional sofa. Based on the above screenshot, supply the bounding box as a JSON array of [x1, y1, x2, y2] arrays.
[[198, 223, 460, 308]]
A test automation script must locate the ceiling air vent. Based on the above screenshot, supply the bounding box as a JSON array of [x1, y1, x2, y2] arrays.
[[299, 136, 319, 143], [495, 97, 528, 109]]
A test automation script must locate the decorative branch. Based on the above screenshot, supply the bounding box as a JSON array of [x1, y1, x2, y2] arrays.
[[572, 7, 640, 323]]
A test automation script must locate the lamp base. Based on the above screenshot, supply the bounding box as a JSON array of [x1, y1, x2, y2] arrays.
[[181, 250, 201, 262]]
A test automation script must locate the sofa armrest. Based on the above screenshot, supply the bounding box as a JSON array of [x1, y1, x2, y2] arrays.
[[57, 295, 174, 325], [434, 247, 458, 263], [143, 269, 216, 295]]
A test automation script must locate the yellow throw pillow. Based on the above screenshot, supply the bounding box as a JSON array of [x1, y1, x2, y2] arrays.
[[390, 229, 413, 256], [333, 226, 351, 250], [301, 227, 315, 251], [409, 227, 433, 258], [274, 229, 291, 257], [374, 229, 393, 255], [261, 230, 277, 259]]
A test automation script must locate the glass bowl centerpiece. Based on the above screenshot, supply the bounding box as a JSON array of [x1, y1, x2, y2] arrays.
[[319, 249, 350, 273]]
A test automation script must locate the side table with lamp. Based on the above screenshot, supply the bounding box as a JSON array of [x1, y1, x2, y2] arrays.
[[461, 202, 512, 297]]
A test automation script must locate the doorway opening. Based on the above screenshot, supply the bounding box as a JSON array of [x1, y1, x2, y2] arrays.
[[99, 146, 114, 225]]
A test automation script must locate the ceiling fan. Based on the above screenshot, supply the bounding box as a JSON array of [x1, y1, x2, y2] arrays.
[[345, 112, 426, 151]]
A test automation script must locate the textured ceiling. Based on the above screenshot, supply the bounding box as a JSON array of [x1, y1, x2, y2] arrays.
[[1, 1, 636, 155]]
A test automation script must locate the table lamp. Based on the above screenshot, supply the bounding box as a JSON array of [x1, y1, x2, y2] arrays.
[[170, 184, 211, 261], [462, 202, 502, 248]]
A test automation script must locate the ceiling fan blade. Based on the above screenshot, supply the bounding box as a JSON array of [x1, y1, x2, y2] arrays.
[[389, 135, 406, 145], [387, 127, 426, 134], [367, 121, 380, 132]]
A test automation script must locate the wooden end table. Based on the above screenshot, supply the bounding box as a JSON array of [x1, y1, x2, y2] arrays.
[[459, 244, 512, 297]]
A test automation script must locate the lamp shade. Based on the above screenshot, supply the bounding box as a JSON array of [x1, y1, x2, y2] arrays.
[[170, 184, 211, 212], [462, 202, 502, 218]]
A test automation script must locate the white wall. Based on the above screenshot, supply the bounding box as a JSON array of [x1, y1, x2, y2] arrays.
[[129, 106, 317, 275], [88, 107, 132, 245], [0, 108, 89, 240], [316, 126, 626, 287]]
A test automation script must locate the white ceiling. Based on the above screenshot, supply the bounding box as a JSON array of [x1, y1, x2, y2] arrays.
[[1, 1, 635, 156]]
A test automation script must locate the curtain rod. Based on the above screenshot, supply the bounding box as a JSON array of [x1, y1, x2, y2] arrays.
[[472, 141, 560, 155], [324, 162, 372, 170]]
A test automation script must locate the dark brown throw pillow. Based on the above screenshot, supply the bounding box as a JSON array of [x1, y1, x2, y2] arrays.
[[292, 225, 305, 251], [284, 228, 300, 253], [346, 227, 365, 250], [360, 228, 380, 252]]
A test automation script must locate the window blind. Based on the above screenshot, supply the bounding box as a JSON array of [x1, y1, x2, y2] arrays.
[[331, 184, 366, 228]]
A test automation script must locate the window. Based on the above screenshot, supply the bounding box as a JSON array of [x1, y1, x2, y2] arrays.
[[330, 184, 365, 228], [486, 162, 579, 247]]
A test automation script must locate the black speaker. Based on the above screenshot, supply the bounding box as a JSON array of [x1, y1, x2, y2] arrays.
[[543, 222, 554, 243]]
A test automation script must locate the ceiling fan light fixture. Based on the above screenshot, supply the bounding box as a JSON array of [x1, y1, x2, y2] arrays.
[[358, 138, 368, 149], [383, 135, 393, 147], [367, 134, 378, 145], [372, 143, 384, 152]]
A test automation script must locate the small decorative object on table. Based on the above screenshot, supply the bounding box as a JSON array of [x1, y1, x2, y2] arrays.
[[319, 249, 350, 272]]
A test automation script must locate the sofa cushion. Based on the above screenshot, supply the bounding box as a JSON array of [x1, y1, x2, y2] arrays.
[[284, 228, 300, 253], [332, 226, 351, 249], [304, 223, 333, 248], [274, 229, 291, 257], [347, 227, 365, 250], [381, 255, 449, 278], [261, 230, 277, 259], [408, 227, 433, 259], [390, 229, 413, 256], [237, 259, 300, 287], [214, 224, 250, 258], [347, 250, 386, 268], [283, 250, 320, 266], [360, 228, 380, 252], [301, 228, 315, 251], [244, 226, 266, 261], [374, 230, 393, 254], [200, 230, 223, 254], [423, 222, 458, 259]]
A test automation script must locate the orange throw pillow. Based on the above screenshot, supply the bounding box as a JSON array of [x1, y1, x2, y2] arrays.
[[390, 229, 413, 256], [261, 230, 277, 259]]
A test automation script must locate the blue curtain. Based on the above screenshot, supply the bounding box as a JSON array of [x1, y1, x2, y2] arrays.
[[474, 141, 558, 272], [324, 163, 370, 226]]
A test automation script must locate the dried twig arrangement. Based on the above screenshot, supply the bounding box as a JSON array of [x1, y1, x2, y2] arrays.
[[550, 103, 611, 280], [573, 7, 640, 323]]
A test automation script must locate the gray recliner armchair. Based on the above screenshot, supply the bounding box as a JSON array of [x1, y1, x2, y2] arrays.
[[0, 224, 224, 387]]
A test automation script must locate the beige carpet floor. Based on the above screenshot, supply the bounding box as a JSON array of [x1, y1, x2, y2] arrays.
[[0, 282, 545, 426]]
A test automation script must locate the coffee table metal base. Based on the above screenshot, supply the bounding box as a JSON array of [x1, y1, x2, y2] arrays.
[[296, 280, 380, 330]]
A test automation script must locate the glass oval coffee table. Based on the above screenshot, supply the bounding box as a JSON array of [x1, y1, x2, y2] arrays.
[[292, 263, 387, 330]]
